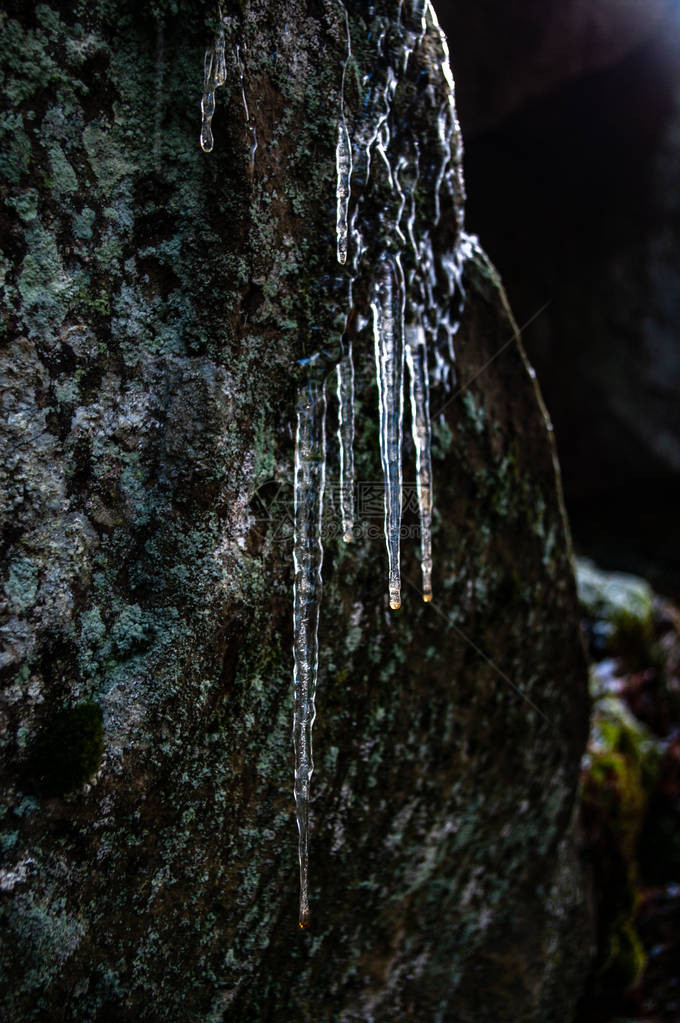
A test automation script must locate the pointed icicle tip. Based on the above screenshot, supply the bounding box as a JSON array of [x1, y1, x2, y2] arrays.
[[299, 912, 311, 930], [423, 591, 433, 603]]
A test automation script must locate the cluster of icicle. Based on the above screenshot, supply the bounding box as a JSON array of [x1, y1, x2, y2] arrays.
[[200, 0, 473, 930], [200, 2, 257, 170]]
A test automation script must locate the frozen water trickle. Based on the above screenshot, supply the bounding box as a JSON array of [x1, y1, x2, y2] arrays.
[[293, 374, 327, 931], [336, 343, 355, 542], [337, 121, 351, 265], [200, 5, 226, 153], [426, 1, 465, 231], [336, 121, 352, 265], [406, 322, 433, 601], [371, 257, 406, 611], [199, 7, 257, 169], [200, 50, 218, 153], [235, 44, 258, 173], [336, 4, 352, 265]]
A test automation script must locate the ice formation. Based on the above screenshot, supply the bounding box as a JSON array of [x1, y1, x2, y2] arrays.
[[335, 5, 352, 266], [336, 345, 355, 542], [235, 43, 258, 174], [406, 321, 433, 601], [200, 0, 471, 928], [199, 4, 226, 153], [371, 257, 406, 610], [292, 373, 327, 929]]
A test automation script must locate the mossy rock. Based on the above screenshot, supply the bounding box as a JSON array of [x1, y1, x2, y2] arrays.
[[597, 916, 647, 994], [577, 558, 655, 666], [580, 692, 661, 1016], [588, 694, 661, 792]]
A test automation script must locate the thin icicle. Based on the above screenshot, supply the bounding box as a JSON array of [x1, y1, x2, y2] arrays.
[[235, 44, 258, 173], [401, 0, 428, 71], [336, 122, 352, 264], [371, 257, 406, 610], [406, 322, 433, 601], [336, 344, 355, 542], [200, 49, 218, 153], [292, 374, 327, 930], [426, 0, 465, 231], [336, 5, 352, 265], [200, 4, 226, 153]]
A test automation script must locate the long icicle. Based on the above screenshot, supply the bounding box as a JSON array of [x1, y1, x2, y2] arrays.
[[199, 4, 226, 153], [292, 374, 327, 930], [335, 4, 355, 541], [406, 322, 433, 601], [235, 43, 258, 174], [371, 256, 406, 610], [336, 340, 355, 542], [335, 4, 352, 265]]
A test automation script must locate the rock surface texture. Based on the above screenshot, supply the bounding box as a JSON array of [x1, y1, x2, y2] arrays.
[[0, 2, 590, 1020]]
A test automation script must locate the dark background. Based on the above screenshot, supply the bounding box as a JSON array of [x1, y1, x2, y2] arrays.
[[436, 0, 680, 597]]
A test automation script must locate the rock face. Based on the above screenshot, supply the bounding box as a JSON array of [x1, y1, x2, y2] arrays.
[[0, 2, 590, 1020]]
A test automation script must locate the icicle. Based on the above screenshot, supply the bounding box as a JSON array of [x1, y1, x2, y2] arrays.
[[200, 49, 218, 153], [406, 322, 433, 601], [336, 123, 352, 265], [292, 374, 327, 930], [401, 0, 428, 71], [283, 0, 473, 928], [336, 342, 355, 541], [235, 44, 258, 174], [351, 56, 396, 191], [336, 5, 352, 265], [335, 5, 357, 538], [396, 145, 420, 267], [425, 0, 465, 231], [200, 4, 226, 153], [371, 257, 406, 610]]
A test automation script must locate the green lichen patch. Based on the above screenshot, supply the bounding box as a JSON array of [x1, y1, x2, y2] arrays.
[[577, 558, 656, 667]]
